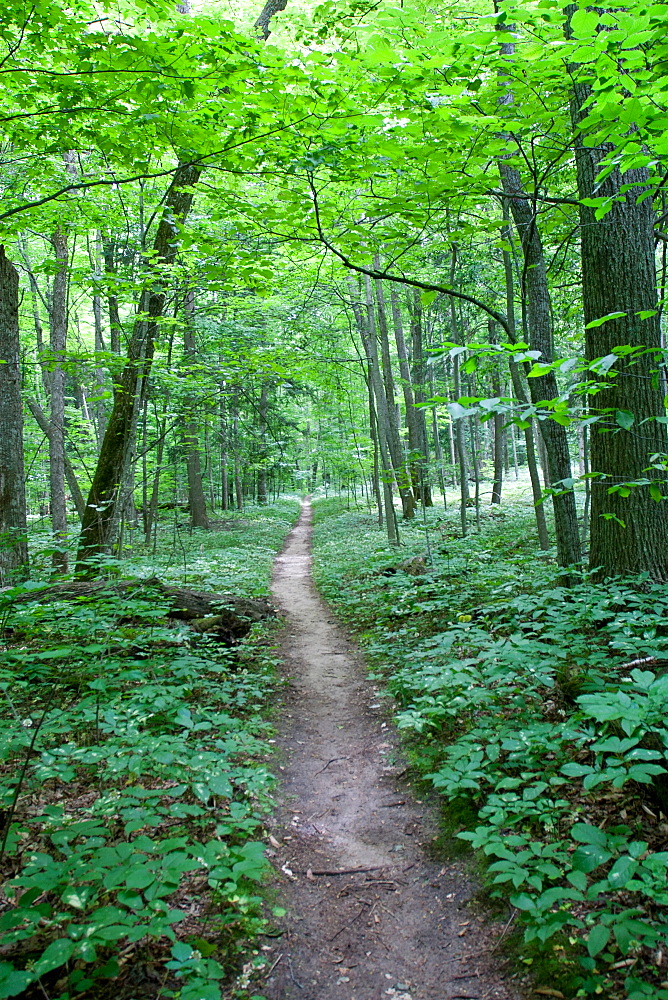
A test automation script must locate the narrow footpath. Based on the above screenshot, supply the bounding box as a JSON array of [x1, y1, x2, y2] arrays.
[[263, 500, 520, 1000]]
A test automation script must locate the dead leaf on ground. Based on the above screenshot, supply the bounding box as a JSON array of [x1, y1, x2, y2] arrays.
[[533, 989, 565, 998]]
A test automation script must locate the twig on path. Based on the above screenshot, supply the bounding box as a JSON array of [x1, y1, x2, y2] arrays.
[[314, 756, 349, 775], [328, 900, 374, 942], [381, 800, 406, 807], [490, 908, 517, 952], [304, 866, 384, 876], [264, 953, 283, 978], [287, 956, 303, 989]]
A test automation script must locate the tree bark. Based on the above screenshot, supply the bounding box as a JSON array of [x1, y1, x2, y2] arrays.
[[77, 163, 202, 569], [500, 210, 550, 548], [0, 247, 29, 583], [499, 162, 581, 567], [367, 370, 384, 526], [232, 397, 243, 510], [351, 284, 398, 544], [25, 397, 85, 520], [183, 289, 209, 529], [48, 227, 69, 574], [567, 30, 668, 578], [374, 266, 415, 517], [446, 255, 470, 536], [103, 240, 122, 354], [408, 290, 433, 505], [389, 289, 420, 517], [488, 319, 504, 504], [257, 384, 269, 504], [9, 578, 274, 645]]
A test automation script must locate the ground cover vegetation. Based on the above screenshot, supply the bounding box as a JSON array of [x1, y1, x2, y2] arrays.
[[312, 494, 668, 1000], [1, 0, 668, 995], [0, 501, 299, 1000]]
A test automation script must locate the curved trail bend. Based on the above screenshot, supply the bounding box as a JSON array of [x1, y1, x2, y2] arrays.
[[264, 500, 518, 1000]]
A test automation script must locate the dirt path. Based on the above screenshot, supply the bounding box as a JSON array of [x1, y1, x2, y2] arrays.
[[262, 500, 520, 1000]]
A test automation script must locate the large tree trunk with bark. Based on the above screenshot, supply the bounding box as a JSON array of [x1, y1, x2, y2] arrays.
[[77, 163, 201, 570], [0, 248, 29, 584], [568, 55, 668, 579], [499, 162, 581, 568]]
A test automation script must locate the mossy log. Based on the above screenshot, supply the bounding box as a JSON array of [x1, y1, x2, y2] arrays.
[[4, 577, 275, 644]]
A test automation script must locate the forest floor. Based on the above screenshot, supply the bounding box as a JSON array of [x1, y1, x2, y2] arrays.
[[261, 499, 520, 1000]]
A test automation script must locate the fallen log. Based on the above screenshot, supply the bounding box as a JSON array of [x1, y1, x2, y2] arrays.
[[2, 577, 275, 645]]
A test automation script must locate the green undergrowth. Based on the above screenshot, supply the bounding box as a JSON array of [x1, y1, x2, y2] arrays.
[[311, 493, 668, 1000], [0, 499, 300, 1000]]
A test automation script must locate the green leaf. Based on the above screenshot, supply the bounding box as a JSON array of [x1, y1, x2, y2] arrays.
[[125, 866, 156, 890], [171, 942, 193, 962], [607, 855, 637, 888], [571, 824, 607, 846], [587, 924, 610, 957], [571, 845, 612, 873], [615, 410, 634, 430], [0, 968, 35, 999], [585, 312, 627, 329], [33, 938, 74, 976]]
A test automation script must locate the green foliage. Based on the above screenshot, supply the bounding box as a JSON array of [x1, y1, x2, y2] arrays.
[[0, 500, 298, 999], [312, 494, 668, 999]]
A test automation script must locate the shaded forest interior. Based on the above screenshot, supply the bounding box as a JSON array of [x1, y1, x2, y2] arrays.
[[1, 0, 668, 998]]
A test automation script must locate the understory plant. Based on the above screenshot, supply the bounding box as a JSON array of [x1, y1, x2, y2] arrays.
[[0, 501, 299, 1000], [311, 491, 668, 1000]]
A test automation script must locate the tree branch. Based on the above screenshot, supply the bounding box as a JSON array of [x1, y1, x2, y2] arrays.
[[307, 174, 510, 335]]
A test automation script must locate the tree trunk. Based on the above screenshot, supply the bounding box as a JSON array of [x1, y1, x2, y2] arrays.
[[25, 397, 85, 520], [499, 162, 581, 567], [500, 213, 550, 547], [389, 289, 420, 517], [351, 284, 398, 544], [567, 34, 668, 578], [49, 228, 69, 574], [446, 259, 470, 536], [368, 372, 384, 527], [488, 319, 504, 504], [408, 291, 433, 505], [0, 247, 29, 583], [374, 267, 415, 517], [77, 163, 202, 569], [257, 384, 269, 504], [103, 240, 122, 354], [232, 397, 243, 510], [366, 275, 413, 519], [183, 289, 209, 529]]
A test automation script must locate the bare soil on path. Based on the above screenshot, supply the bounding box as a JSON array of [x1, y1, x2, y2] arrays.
[[262, 500, 521, 1000]]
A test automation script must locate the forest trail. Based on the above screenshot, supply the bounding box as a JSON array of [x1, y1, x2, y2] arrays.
[[263, 500, 519, 1000]]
